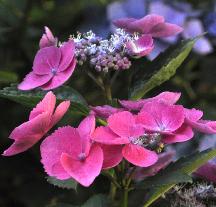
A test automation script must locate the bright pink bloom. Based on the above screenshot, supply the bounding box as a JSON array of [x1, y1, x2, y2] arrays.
[[3, 92, 70, 156], [126, 35, 154, 57], [18, 40, 76, 91], [185, 108, 216, 134], [90, 105, 124, 119], [40, 115, 122, 186], [119, 91, 181, 111], [136, 102, 185, 134], [113, 14, 183, 37], [39, 26, 57, 48], [92, 111, 158, 167]]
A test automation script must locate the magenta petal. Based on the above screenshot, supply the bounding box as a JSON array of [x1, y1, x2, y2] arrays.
[[40, 59, 76, 90], [39, 26, 57, 49], [122, 144, 158, 167], [108, 111, 144, 137], [119, 99, 146, 111], [90, 105, 124, 119], [150, 22, 183, 38], [130, 14, 165, 34], [18, 72, 52, 90], [92, 126, 129, 145], [139, 102, 185, 133], [190, 120, 216, 134], [100, 144, 123, 169], [78, 115, 95, 137], [185, 108, 203, 122], [163, 124, 194, 144], [59, 40, 75, 71], [51, 101, 70, 126], [113, 17, 137, 31], [33, 46, 61, 75], [60, 144, 103, 187], [3, 112, 50, 156], [40, 126, 83, 179], [29, 91, 56, 120], [126, 35, 154, 57]]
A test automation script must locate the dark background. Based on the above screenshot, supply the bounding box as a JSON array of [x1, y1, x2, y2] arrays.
[[0, 0, 216, 206]]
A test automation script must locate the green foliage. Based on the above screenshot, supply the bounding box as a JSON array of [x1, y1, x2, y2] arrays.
[[47, 176, 78, 190], [141, 149, 216, 207], [0, 71, 18, 83], [129, 37, 197, 100], [0, 84, 89, 115], [48, 194, 109, 207]]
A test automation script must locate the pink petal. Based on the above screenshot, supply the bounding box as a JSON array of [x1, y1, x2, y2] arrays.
[[40, 126, 83, 179], [130, 14, 165, 34], [39, 26, 57, 49], [3, 112, 50, 156], [122, 144, 158, 167], [90, 105, 124, 119], [100, 144, 123, 169], [51, 101, 70, 126], [190, 120, 216, 134], [119, 91, 181, 111], [40, 59, 76, 90], [163, 124, 194, 144], [60, 144, 103, 187], [126, 35, 154, 57], [108, 111, 144, 137], [33, 46, 61, 75], [184, 108, 203, 122], [29, 91, 56, 120], [150, 22, 183, 38], [113, 17, 137, 31], [138, 102, 184, 133], [18, 72, 52, 90], [59, 40, 75, 71], [78, 115, 95, 137], [92, 126, 129, 145]]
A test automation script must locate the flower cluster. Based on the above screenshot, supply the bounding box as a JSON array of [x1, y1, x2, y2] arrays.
[[17, 14, 182, 91], [4, 91, 216, 187]]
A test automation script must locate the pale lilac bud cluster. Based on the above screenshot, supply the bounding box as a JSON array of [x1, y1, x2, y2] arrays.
[[71, 29, 135, 72]]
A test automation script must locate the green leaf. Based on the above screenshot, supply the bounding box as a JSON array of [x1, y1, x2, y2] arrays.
[[0, 71, 18, 83], [47, 204, 75, 207], [82, 194, 109, 207], [0, 84, 89, 115], [129, 37, 197, 100], [47, 176, 78, 190], [142, 149, 216, 207]]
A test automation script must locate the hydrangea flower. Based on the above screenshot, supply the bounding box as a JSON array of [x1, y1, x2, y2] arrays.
[[18, 40, 77, 90], [92, 111, 158, 167], [40, 115, 123, 186], [3, 92, 70, 156]]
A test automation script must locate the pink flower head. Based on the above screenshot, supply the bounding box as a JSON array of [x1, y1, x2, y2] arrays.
[[3, 92, 70, 156], [40, 115, 123, 187], [39, 26, 58, 49], [136, 102, 185, 134], [119, 91, 181, 111], [90, 105, 124, 119], [185, 108, 216, 134], [18, 40, 76, 91], [92, 111, 158, 167], [126, 35, 154, 57], [113, 14, 183, 38]]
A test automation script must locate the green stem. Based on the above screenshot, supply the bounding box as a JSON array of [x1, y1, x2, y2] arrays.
[[121, 187, 129, 207], [104, 81, 112, 102], [109, 182, 117, 201]]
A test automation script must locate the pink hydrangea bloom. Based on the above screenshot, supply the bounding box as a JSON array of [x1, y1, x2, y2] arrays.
[[90, 105, 124, 119], [113, 14, 183, 37], [92, 111, 158, 167], [126, 35, 154, 57], [39, 26, 57, 49], [40, 115, 123, 187], [3, 92, 70, 156], [18, 40, 76, 91], [119, 91, 181, 111]]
